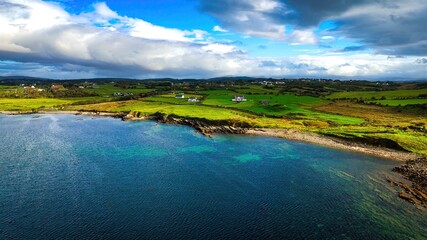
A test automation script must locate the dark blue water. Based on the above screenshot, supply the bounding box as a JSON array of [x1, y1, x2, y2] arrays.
[[0, 114, 425, 239]]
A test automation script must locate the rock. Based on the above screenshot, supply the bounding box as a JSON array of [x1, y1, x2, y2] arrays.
[[399, 191, 421, 205], [392, 157, 427, 206]]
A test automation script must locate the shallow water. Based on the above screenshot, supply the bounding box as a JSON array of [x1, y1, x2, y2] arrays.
[[0, 114, 425, 239]]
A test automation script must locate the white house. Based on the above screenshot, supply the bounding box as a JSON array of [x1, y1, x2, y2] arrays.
[[232, 95, 247, 102], [175, 94, 185, 99], [188, 97, 199, 102]]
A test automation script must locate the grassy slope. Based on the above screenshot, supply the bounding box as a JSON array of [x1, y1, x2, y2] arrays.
[[315, 101, 427, 155]]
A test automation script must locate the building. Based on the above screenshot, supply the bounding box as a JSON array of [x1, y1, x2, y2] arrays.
[[188, 97, 199, 102], [175, 94, 185, 99], [232, 95, 247, 102]]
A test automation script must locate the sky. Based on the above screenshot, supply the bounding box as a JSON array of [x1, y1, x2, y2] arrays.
[[0, 0, 426, 80]]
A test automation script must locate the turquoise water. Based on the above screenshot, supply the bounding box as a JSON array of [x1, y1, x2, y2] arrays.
[[0, 114, 425, 239]]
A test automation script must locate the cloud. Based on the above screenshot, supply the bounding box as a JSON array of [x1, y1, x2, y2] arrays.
[[213, 26, 228, 32], [0, 0, 426, 80], [198, 0, 427, 55], [321, 36, 335, 41], [198, 0, 298, 42], [338, 45, 367, 52], [259, 60, 280, 67], [0, 0, 246, 78], [416, 58, 427, 64], [197, 0, 361, 43], [332, 0, 427, 55], [387, 55, 405, 60], [75, 2, 208, 42]]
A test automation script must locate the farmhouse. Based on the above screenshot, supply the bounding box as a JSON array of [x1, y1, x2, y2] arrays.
[[232, 95, 247, 102], [175, 94, 185, 99], [188, 97, 199, 102]]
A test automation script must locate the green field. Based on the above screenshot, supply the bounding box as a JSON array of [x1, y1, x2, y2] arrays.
[[370, 98, 427, 106], [114, 101, 247, 120], [145, 94, 203, 105], [327, 89, 427, 100], [0, 98, 75, 111], [87, 84, 155, 96], [0, 86, 15, 90], [234, 85, 280, 94], [198, 89, 236, 95]]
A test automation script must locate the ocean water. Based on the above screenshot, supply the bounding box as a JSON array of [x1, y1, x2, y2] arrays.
[[0, 114, 425, 239]]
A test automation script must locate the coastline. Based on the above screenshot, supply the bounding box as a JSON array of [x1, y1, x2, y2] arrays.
[[0, 110, 420, 161], [245, 128, 418, 162], [1, 110, 426, 207]]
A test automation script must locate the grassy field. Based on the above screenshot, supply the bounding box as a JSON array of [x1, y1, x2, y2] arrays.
[[235, 85, 280, 94], [369, 99, 427, 106], [0, 98, 75, 111], [145, 94, 204, 105], [87, 84, 155, 96], [202, 93, 364, 124], [0, 86, 15, 91], [198, 89, 236, 95], [114, 101, 248, 120], [327, 89, 427, 100]]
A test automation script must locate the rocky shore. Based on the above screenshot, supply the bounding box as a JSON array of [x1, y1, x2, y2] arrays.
[[391, 158, 427, 207]]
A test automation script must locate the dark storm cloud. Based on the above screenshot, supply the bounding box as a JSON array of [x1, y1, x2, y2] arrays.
[[333, 0, 427, 55], [198, 0, 427, 55], [198, 0, 369, 34], [277, 0, 370, 27]]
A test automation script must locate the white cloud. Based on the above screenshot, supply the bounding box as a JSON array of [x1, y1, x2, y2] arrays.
[[252, 0, 281, 11], [213, 25, 228, 32], [201, 43, 238, 54], [286, 29, 317, 45], [126, 18, 196, 42], [74, 2, 207, 42], [321, 36, 335, 41], [93, 2, 119, 19]]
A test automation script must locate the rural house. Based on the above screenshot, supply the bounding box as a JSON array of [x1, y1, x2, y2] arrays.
[[188, 97, 200, 102], [232, 95, 247, 102]]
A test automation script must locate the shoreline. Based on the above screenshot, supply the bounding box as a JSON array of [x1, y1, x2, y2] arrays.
[[1, 110, 426, 207], [245, 128, 418, 162], [0, 110, 420, 161]]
